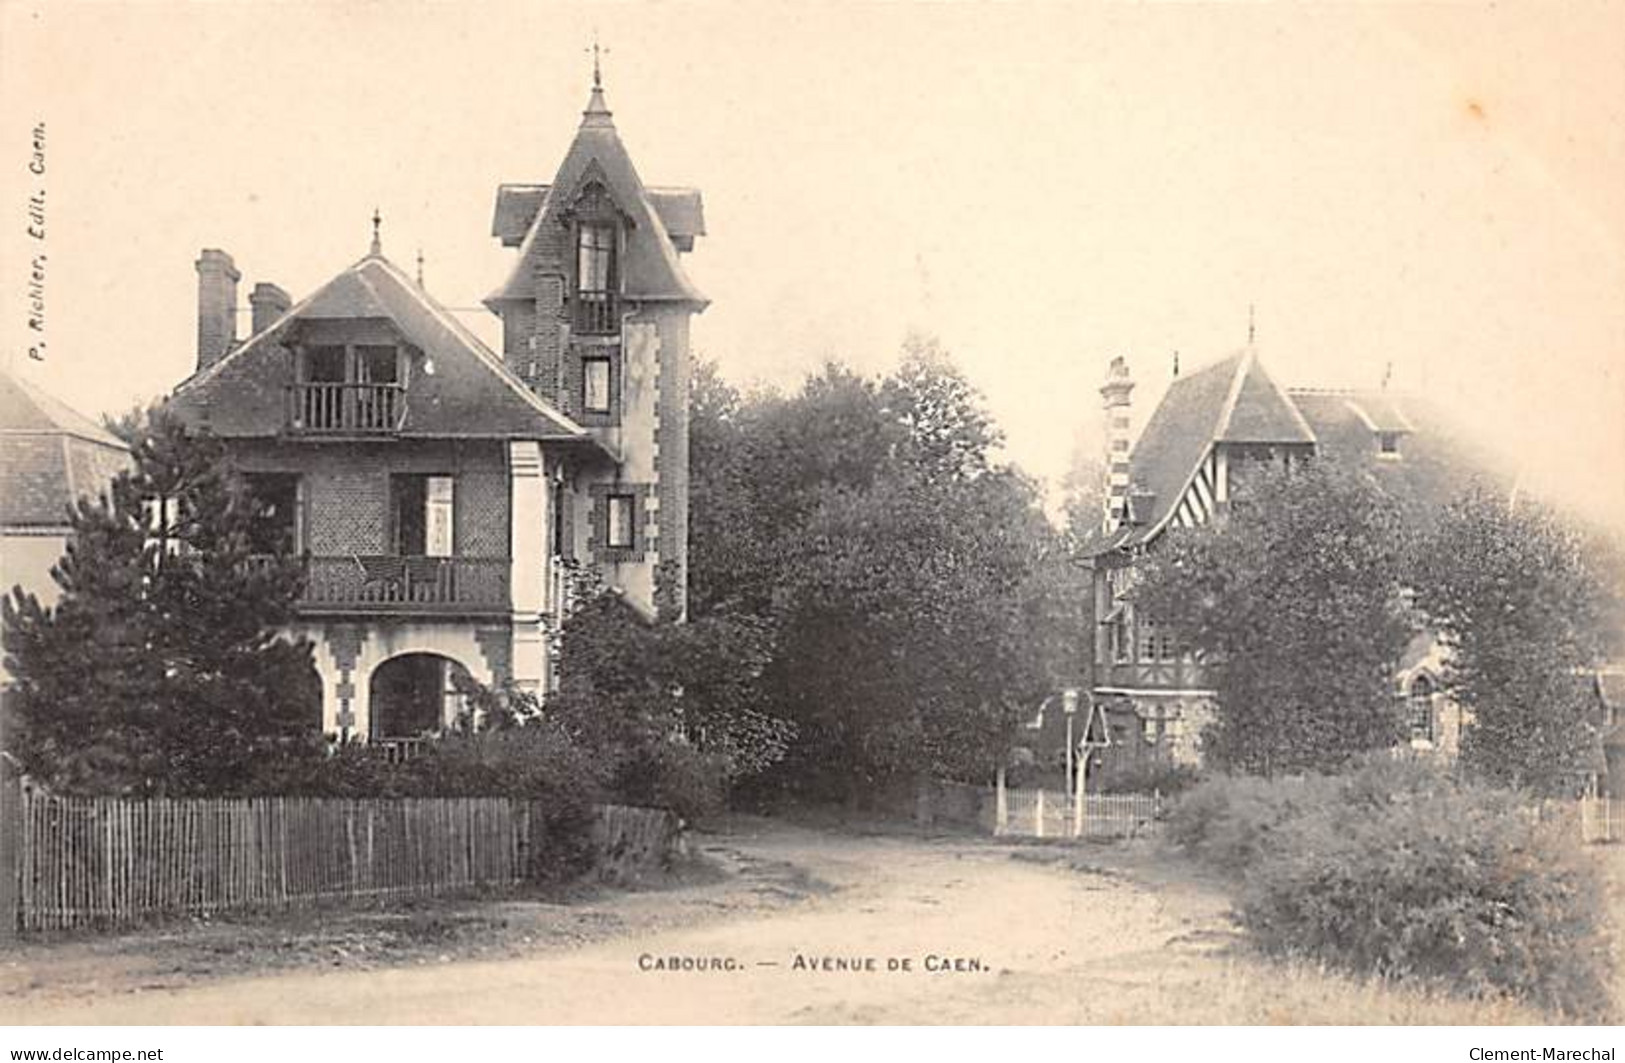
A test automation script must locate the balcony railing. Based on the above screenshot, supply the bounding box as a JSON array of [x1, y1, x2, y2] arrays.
[[573, 291, 618, 335], [286, 383, 406, 434], [294, 555, 510, 614]]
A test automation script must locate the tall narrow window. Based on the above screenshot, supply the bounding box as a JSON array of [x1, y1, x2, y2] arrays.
[[575, 222, 617, 334], [606, 493, 636, 549], [583, 357, 612, 414], [245, 473, 301, 555], [391, 474, 455, 557], [1409, 675, 1435, 742]]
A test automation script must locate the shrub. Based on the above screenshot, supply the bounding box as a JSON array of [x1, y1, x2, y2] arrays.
[[1171, 757, 1617, 1020], [1164, 772, 1336, 876], [1096, 759, 1200, 796], [1240, 781, 1614, 1020], [249, 723, 604, 884]]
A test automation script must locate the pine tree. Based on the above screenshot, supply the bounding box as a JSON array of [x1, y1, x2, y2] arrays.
[[2, 414, 321, 795]]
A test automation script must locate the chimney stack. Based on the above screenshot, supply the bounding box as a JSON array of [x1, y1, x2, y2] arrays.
[[195, 249, 240, 371], [249, 282, 292, 337], [1100, 355, 1135, 532]]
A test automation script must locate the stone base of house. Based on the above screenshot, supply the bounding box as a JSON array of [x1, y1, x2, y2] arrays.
[[291, 616, 547, 742]]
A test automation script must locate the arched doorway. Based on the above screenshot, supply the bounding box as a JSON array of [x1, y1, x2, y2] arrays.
[[369, 653, 474, 741]]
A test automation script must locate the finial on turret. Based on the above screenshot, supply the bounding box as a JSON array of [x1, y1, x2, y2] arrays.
[[370, 208, 382, 257], [590, 35, 607, 88], [416, 248, 425, 287], [583, 35, 614, 122], [1247, 303, 1256, 346]]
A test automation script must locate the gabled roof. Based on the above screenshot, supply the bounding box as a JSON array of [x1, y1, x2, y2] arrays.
[[1217, 351, 1317, 445], [0, 368, 131, 530], [1288, 387, 1504, 525], [0, 369, 127, 449], [1085, 348, 1314, 555], [487, 86, 706, 306], [167, 252, 590, 442], [493, 183, 706, 252]]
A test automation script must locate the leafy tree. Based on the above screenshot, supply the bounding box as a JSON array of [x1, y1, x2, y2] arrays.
[[1131, 459, 1414, 775], [2, 415, 320, 795], [690, 337, 1086, 805], [1059, 420, 1107, 555], [544, 589, 794, 817], [1414, 489, 1610, 796]]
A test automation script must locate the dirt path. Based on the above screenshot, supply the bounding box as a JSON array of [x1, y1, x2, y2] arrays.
[[0, 819, 1553, 1024]]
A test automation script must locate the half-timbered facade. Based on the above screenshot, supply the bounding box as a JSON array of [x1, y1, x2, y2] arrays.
[[1081, 347, 1483, 773], [165, 76, 704, 746]]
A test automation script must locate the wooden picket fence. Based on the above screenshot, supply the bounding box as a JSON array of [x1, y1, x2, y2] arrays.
[[1580, 796, 1625, 844], [994, 787, 1162, 840], [12, 783, 679, 932]]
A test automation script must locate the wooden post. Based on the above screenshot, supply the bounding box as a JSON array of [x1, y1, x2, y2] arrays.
[[994, 767, 1008, 836], [0, 739, 19, 944], [1073, 749, 1088, 838], [1035, 790, 1046, 838]]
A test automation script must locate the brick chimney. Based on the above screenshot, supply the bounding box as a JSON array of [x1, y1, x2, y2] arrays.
[[1100, 355, 1135, 532], [249, 282, 292, 337], [195, 249, 241, 371]]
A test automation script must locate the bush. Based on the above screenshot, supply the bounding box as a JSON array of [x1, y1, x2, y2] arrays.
[[1164, 772, 1336, 876], [250, 723, 604, 883], [1096, 759, 1201, 796], [1170, 757, 1617, 1020], [608, 741, 729, 823]]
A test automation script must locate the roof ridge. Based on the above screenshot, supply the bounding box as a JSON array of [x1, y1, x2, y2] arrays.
[[1, 371, 130, 450], [364, 256, 589, 436], [1212, 349, 1252, 441], [171, 255, 374, 396]]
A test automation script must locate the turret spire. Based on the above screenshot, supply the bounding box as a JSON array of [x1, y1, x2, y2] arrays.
[[583, 36, 613, 124], [370, 208, 382, 257]]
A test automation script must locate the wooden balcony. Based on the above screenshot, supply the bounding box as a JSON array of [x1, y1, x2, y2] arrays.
[[293, 555, 510, 616], [285, 382, 406, 435]]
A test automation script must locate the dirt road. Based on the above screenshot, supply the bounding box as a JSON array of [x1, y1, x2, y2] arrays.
[[0, 819, 1553, 1024]]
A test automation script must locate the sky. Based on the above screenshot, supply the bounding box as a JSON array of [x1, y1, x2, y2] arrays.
[[3, 1, 1623, 530]]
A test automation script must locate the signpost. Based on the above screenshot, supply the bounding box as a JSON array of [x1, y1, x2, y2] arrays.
[[1073, 698, 1111, 838]]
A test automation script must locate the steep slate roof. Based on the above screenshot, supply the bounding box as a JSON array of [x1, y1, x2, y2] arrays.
[[1087, 348, 1314, 554], [1288, 388, 1504, 525], [487, 85, 707, 306], [492, 183, 706, 252], [1084, 349, 1506, 559], [0, 368, 131, 529], [167, 252, 590, 442]]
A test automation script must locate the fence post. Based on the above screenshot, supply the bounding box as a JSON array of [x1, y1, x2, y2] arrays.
[[1034, 790, 1045, 838], [994, 768, 1008, 836], [0, 688, 19, 944]]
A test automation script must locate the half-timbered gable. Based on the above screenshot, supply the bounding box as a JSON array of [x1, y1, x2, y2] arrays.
[[1080, 347, 1492, 776]]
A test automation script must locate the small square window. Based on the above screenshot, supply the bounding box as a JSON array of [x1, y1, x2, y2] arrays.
[[606, 493, 636, 549], [1378, 432, 1402, 456], [584, 357, 612, 414]]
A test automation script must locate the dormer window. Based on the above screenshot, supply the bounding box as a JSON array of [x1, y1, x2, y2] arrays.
[[290, 341, 405, 433], [575, 222, 618, 334], [1377, 431, 1402, 457]]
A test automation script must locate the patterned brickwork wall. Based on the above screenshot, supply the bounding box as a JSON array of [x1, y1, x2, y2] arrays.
[[528, 224, 568, 410], [455, 468, 510, 559], [226, 439, 509, 558]]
